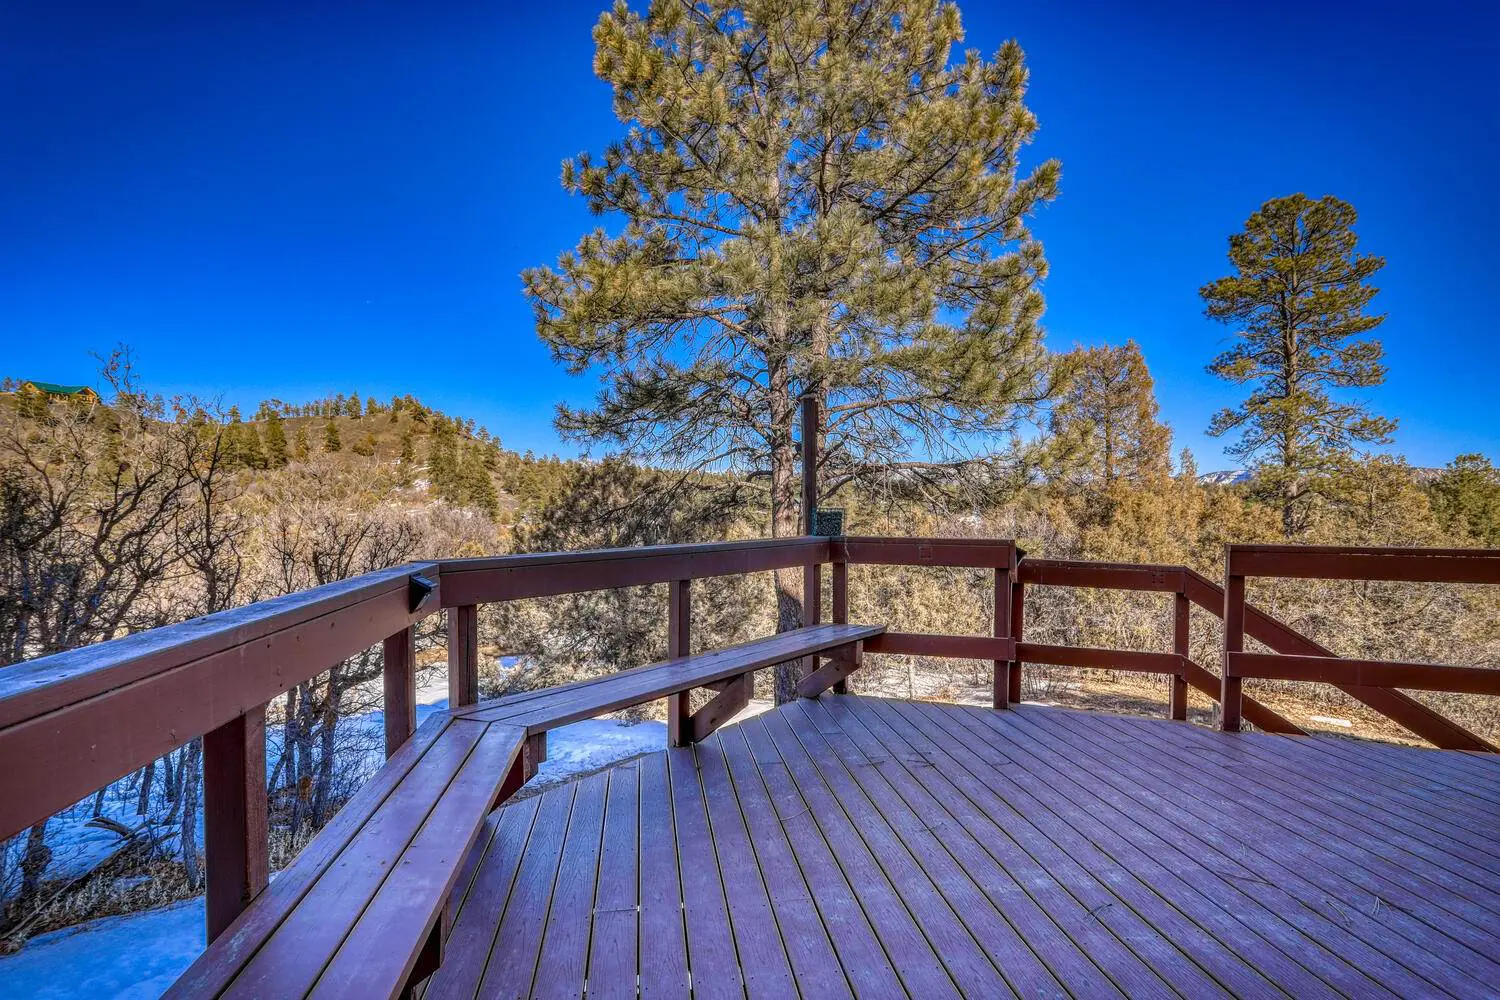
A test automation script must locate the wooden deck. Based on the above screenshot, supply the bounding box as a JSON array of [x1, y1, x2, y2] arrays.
[[428, 696, 1500, 1000]]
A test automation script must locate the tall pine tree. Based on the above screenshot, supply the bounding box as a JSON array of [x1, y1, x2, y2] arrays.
[[1201, 193, 1394, 536], [323, 420, 342, 453], [1047, 341, 1171, 487], [524, 0, 1060, 698], [264, 411, 289, 468]]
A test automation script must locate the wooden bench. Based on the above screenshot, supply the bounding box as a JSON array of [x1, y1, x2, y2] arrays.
[[456, 622, 883, 745], [166, 623, 882, 998]]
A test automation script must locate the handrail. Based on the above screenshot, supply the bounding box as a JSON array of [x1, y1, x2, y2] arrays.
[[1221, 544, 1500, 748], [6, 533, 1496, 951], [1013, 558, 1303, 732]]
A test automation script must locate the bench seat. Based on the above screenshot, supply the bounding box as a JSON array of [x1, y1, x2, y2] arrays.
[[457, 622, 884, 734], [167, 623, 882, 998]]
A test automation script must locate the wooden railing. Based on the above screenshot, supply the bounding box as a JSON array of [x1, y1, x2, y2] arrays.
[[4, 534, 1497, 947], [1222, 544, 1500, 751]]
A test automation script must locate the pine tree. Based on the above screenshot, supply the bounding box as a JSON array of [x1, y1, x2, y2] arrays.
[[264, 411, 289, 468], [345, 394, 362, 418], [293, 424, 310, 461], [1201, 193, 1394, 536], [524, 1, 1060, 699], [397, 425, 417, 485], [351, 432, 376, 457], [240, 424, 267, 470], [427, 418, 457, 496], [323, 420, 342, 453], [1430, 454, 1500, 546], [1047, 342, 1171, 487], [461, 446, 501, 519]]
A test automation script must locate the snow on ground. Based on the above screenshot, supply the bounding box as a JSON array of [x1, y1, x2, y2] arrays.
[[0, 898, 205, 1000], [0, 684, 671, 999]]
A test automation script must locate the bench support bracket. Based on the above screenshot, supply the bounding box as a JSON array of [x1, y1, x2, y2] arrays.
[[796, 641, 863, 698]]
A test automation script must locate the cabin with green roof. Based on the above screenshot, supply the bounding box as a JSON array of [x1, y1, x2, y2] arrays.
[[17, 380, 99, 402]]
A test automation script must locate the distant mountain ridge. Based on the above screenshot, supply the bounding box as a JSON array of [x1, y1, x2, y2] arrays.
[[1200, 466, 1445, 486]]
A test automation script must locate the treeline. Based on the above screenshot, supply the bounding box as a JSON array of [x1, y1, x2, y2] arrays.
[[0, 358, 533, 944]]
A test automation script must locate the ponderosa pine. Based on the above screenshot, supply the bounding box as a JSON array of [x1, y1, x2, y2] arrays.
[[525, 0, 1060, 699], [1201, 194, 1394, 536]]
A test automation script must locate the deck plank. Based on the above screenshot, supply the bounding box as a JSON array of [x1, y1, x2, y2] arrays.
[[790, 700, 1065, 998], [477, 782, 576, 998], [1125, 715, 1500, 916], [815, 697, 1127, 999], [637, 750, 691, 998], [433, 697, 1500, 1000], [741, 713, 962, 999], [584, 763, 640, 1000], [1000, 705, 1477, 998], [921, 701, 1371, 999], [531, 771, 609, 999], [758, 708, 1015, 998], [692, 734, 800, 1000], [425, 794, 540, 997], [868, 698, 1236, 999], [1075, 710, 1500, 947], [1206, 728, 1500, 869], [1019, 705, 1500, 997], [714, 727, 863, 999], [666, 745, 746, 1000], [222, 717, 486, 999]]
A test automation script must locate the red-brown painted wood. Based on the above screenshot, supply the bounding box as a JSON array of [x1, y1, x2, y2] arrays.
[[165, 713, 452, 999], [0, 582, 427, 843], [862, 631, 1013, 660], [1222, 572, 1245, 733], [313, 721, 524, 996], [1171, 593, 1189, 721], [1009, 576, 1025, 704], [585, 764, 641, 1000], [383, 626, 416, 758], [1228, 544, 1500, 584], [1183, 566, 1495, 751], [831, 559, 849, 694], [666, 578, 692, 747], [464, 624, 885, 734], [477, 783, 576, 998], [530, 771, 610, 999], [203, 706, 269, 942], [423, 795, 540, 997], [993, 567, 1011, 710], [636, 750, 691, 997], [437, 537, 831, 606], [446, 604, 479, 709], [1229, 651, 1500, 695]]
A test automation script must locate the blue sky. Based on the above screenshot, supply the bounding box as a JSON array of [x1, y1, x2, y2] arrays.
[[3, 0, 1497, 468]]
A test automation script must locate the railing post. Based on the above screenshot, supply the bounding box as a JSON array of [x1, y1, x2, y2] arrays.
[[831, 557, 849, 694], [447, 605, 479, 709], [203, 705, 269, 942], [667, 579, 693, 747], [1222, 560, 1245, 732], [993, 567, 1011, 710], [383, 625, 417, 757], [1009, 573, 1025, 705], [803, 560, 823, 676], [1171, 592, 1189, 721]]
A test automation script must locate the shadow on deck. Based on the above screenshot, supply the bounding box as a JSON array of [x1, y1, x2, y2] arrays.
[[429, 697, 1500, 1000]]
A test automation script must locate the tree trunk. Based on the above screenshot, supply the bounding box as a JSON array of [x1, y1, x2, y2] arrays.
[[136, 760, 155, 816], [179, 737, 203, 891], [769, 365, 805, 703], [18, 822, 51, 904]]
